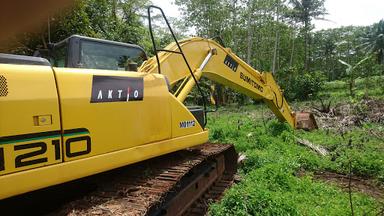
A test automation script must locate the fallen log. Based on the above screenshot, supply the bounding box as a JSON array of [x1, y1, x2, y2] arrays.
[[295, 137, 329, 156]]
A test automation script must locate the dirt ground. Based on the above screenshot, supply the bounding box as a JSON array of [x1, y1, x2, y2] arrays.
[[296, 99, 384, 201], [314, 171, 384, 200], [307, 99, 384, 132]]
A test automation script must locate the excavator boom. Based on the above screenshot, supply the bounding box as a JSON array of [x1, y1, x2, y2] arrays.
[[140, 37, 296, 128]]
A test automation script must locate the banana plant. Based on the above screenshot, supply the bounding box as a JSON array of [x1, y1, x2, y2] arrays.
[[338, 55, 371, 97]]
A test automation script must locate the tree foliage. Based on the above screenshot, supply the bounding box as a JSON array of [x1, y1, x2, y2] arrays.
[[3, 0, 151, 55], [2, 0, 382, 102], [175, 0, 382, 102], [287, 0, 327, 70], [362, 19, 384, 65]]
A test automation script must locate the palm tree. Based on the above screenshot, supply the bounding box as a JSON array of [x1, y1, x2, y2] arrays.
[[288, 0, 327, 71], [361, 19, 384, 65]]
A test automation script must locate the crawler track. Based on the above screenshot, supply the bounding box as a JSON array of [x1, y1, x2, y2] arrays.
[[0, 143, 237, 216]]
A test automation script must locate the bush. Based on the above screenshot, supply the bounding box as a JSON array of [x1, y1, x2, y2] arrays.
[[278, 68, 326, 101], [266, 120, 292, 137]]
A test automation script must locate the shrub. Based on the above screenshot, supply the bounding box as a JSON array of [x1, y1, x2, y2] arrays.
[[266, 120, 292, 137], [278, 68, 326, 101]]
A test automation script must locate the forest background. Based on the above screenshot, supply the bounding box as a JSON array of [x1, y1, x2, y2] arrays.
[[1, 0, 383, 103]]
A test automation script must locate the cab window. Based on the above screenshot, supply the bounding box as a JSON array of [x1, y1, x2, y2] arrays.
[[79, 40, 146, 71], [51, 43, 67, 67]]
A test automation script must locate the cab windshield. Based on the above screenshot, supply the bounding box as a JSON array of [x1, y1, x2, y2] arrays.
[[79, 40, 147, 70]]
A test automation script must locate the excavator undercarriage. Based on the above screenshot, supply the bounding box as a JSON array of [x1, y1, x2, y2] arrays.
[[57, 143, 237, 216], [0, 144, 237, 216]]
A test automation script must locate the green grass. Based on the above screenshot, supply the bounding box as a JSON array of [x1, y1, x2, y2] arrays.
[[298, 124, 384, 182], [206, 105, 383, 215], [319, 75, 384, 101]]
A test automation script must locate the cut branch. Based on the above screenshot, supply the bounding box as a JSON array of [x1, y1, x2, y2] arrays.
[[295, 137, 329, 156]]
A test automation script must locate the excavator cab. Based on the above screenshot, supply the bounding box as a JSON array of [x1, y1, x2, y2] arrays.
[[35, 35, 148, 71]]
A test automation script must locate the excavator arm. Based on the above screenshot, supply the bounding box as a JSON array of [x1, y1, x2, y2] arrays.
[[139, 37, 296, 128]]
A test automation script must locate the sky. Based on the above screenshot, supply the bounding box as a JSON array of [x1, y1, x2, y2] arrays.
[[151, 0, 384, 30], [150, 0, 180, 18], [314, 0, 384, 30]]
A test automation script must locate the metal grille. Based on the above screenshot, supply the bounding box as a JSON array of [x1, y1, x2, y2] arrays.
[[0, 75, 8, 97]]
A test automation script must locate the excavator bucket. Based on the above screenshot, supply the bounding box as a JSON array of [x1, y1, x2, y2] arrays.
[[295, 112, 318, 131]]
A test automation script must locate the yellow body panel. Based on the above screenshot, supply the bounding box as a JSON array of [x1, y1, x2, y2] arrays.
[[53, 68, 173, 161], [0, 64, 60, 136], [0, 64, 62, 176], [0, 131, 208, 199], [0, 65, 207, 199], [170, 94, 203, 138]]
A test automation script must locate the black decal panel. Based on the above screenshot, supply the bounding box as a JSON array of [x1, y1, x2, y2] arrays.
[[224, 55, 239, 72], [91, 76, 144, 103]]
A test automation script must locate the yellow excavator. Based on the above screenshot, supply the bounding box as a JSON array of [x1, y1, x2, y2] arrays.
[[0, 5, 317, 215]]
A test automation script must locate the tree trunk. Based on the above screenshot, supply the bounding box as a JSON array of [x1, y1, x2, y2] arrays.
[[215, 84, 224, 105], [232, 0, 238, 52], [304, 21, 309, 71], [41, 33, 47, 49], [304, 33, 309, 71], [272, 0, 280, 74], [112, 0, 117, 20], [349, 72, 355, 97], [289, 30, 295, 68], [378, 49, 383, 65], [246, 0, 253, 64], [255, 30, 260, 69]]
